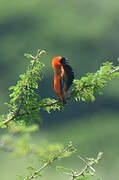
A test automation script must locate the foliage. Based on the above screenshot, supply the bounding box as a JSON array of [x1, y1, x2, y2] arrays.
[[71, 62, 119, 102], [0, 123, 103, 180], [0, 50, 119, 127], [0, 51, 118, 126]]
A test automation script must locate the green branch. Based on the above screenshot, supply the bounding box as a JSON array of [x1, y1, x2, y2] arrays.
[[24, 142, 103, 180], [1, 49, 119, 127]]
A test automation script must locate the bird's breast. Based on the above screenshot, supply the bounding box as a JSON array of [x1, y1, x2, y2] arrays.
[[54, 66, 64, 77]]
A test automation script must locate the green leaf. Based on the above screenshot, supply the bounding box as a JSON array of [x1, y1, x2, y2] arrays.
[[56, 166, 73, 173], [27, 166, 35, 171], [16, 175, 24, 180]]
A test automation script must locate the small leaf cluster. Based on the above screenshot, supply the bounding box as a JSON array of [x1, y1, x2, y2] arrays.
[[72, 62, 119, 102], [9, 50, 45, 124], [40, 98, 62, 113]]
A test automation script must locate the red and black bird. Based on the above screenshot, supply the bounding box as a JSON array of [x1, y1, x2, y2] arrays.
[[52, 56, 74, 103]]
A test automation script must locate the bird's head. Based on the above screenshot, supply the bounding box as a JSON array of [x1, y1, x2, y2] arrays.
[[52, 56, 63, 67], [52, 56, 68, 67]]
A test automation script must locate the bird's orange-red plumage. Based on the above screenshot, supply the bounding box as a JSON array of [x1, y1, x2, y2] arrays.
[[52, 56, 74, 103]]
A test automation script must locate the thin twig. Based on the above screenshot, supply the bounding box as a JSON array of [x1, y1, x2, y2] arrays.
[[27, 162, 49, 180], [3, 99, 24, 125], [78, 155, 95, 172], [76, 152, 103, 177], [108, 67, 119, 74], [62, 152, 103, 179]]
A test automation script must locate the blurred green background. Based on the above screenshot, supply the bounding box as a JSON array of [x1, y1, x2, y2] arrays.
[[0, 0, 119, 179]]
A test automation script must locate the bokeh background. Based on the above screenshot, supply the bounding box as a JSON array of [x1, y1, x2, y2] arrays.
[[0, 0, 119, 179]]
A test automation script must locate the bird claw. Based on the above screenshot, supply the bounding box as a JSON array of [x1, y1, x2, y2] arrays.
[[58, 98, 67, 105]]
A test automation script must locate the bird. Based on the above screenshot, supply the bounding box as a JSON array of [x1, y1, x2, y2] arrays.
[[52, 56, 74, 104]]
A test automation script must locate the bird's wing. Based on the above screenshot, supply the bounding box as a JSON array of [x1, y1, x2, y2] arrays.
[[60, 58, 74, 91], [60, 78, 64, 94]]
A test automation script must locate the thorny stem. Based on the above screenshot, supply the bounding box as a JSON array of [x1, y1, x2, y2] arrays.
[[78, 155, 95, 173], [76, 152, 103, 177], [64, 152, 103, 179]]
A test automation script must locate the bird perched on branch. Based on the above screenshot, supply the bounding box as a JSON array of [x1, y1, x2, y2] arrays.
[[52, 56, 74, 104]]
